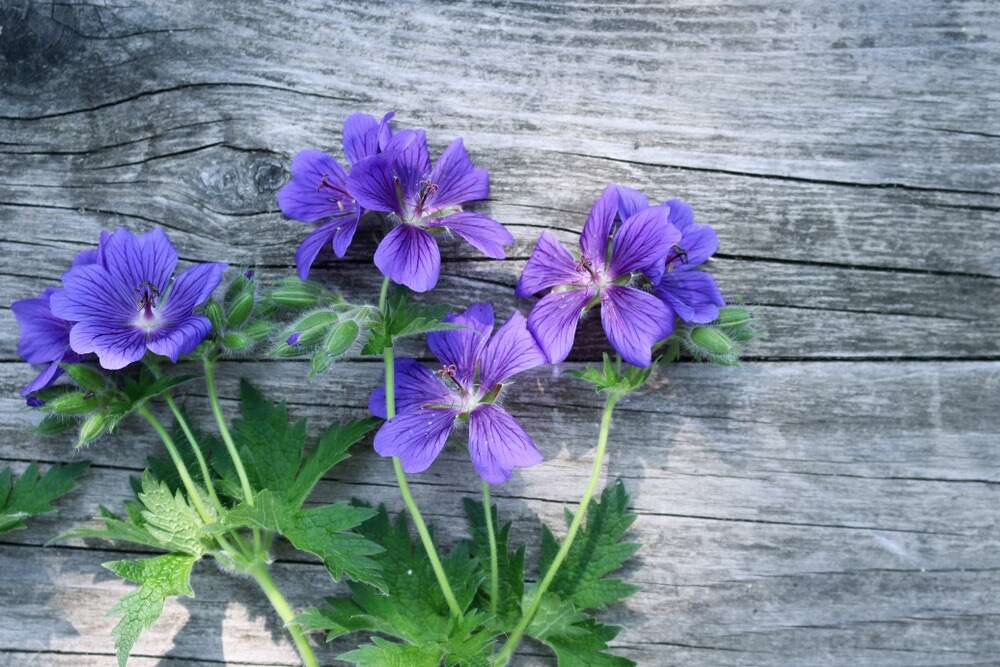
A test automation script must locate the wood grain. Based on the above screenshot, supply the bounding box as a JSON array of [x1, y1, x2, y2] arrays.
[[1, 0, 999, 665]]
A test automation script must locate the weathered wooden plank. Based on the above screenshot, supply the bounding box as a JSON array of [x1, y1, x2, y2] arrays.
[[0, 359, 998, 664]]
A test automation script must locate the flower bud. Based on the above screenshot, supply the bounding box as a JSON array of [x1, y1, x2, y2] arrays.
[[46, 391, 100, 415], [270, 280, 322, 308], [226, 290, 255, 328], [690, 326, 734, 355], [77, 413, 108, 447], [222, 332, 250, 351], [291, 311, 338, 346], [243, 320, 272, 342], [324, 320, 359, 357], [204, 301, 225, 334], [64, 364, 106, 392]]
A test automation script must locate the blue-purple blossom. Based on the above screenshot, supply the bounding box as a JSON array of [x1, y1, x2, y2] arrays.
[[368, 304, 545, 484], [11, 288, 81, 397], [653, 198, 725, 324], [347, 131, 514, 293], [517, 184, 681, 368], [277, 112, 395, 280], [50, 228, 227, 370], [11, 240, 105, 398]]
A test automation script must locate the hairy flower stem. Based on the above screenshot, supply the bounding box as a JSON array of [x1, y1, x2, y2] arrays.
[[482, 482, 500, 615], [379, 277, 464, 620], [248, 560, 320, 667], [162, 392, 222, 509], [493, 392, 620, 666], [137, 404, 213, 522], [203, 356, 263, 554]]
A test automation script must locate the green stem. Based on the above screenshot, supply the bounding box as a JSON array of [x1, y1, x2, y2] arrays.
[[378, 276, 463, 619], [163, 392, 222, 509], [203, 357, 255, 507], [248, 560, 319, 667], [483, 482, 499, 616], [384, 342, 464, 619], [493, 392, 620, 666], [137, 404, 213, 523]]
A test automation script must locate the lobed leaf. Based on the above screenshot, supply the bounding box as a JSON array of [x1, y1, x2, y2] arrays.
[[0, 462, 89, 534]]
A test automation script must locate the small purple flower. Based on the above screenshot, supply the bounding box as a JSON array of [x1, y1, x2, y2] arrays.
[[517, 185, 681, 368], [11, 288, 80, 398], [653, 198, 725, 324], [277, 111, 395, 280], [347, 130, 514, 293], [11, 240, 103, 398], [368, 304, 545, 484], [50, 228, 227, 370]]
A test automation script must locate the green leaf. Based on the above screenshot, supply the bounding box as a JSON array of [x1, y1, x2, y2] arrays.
[[227, 379, 306, 497], [539, 480, 640, 611], [301, 505, 494, 663], [0, 462, 89, 534], [221, 490, 384, 590], [362, 288, 460, 354], [339, 637, 442, 667], [286, 417, 379, 510], [104, 554, 198, 667], [528, 595, 634, 667], [135, 473, 207, 556], [463, 498, 525, 626]]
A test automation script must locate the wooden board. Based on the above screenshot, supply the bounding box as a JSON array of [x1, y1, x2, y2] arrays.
[[1, 1, 999, 665]]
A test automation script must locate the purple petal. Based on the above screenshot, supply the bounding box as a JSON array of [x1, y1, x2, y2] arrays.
[[479, 310, 546, 388], [615, 184, 650, 221], [655, 270, 724, 324], [368, 358, 454, 419], [427, 212, 512, 259], [68, 320, 147, 370], [21, 360, 64, 397], [277, 150, 352, 222], [342, 114, 382, 165], [468, 404, 542, 484], [161, 262, 227, 321], [11, 289, 71, 364], [665, 198, 694, 232], [424, 138, 489, 211], [579, 185, 619, 267], [427, 303, 494, 384], [377, 111, 395, 150], [674, 223, 719, 268], [294, 211, 361, 280], [373, 408, 457, 474], [386, 129, 431, 204], [526, 287, 594, 364], [346, 154, 402, 215], [516, 232, 587, 298], [50, 264, 134, 323], [609, 205, 680, 278], [147, 315, 213, 363], [373, 224, 441, 293], [600, 286, 672, 368], [100, 227, 178, 295]]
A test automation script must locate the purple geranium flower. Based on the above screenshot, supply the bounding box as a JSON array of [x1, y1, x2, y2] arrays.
[[50, 227, 227, 370], [11, 239, 106, 398], [11, 288, 81, 397], [368, 304, 545, 484], [516, 185, 681, 368], [653, 198, 725, 323], [347, 131, 514, 293], [277, 111, 395, 280]]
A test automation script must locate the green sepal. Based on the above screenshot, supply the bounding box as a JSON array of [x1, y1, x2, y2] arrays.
[[363, 287, 460, 354], [63, 363, 107, 391]]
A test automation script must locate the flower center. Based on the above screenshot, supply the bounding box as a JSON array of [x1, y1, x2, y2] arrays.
[[133, 282, 162, 332]]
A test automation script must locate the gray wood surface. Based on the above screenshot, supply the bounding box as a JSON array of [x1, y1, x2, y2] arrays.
[[1, 1, 999, 665]]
